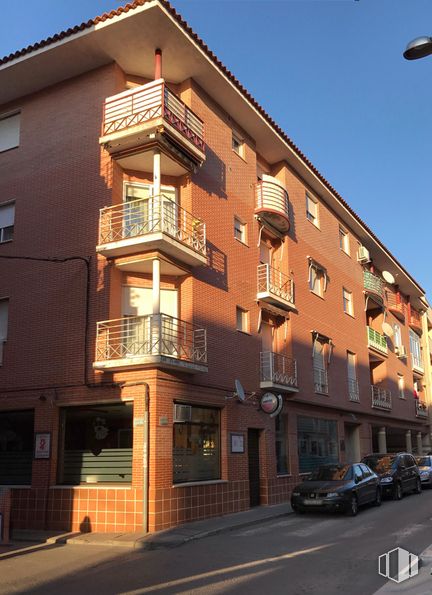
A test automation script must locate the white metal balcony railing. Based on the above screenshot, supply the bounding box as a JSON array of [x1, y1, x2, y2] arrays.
[[363, 270, 384, 298], [411, 354, 424, 374], [371, 385, 392, 410], [348, 378, 360, 402], [367, 326, 388, 355], [102, 79, 205, 152], [98, 195, 206, 256], [416, 400, 428, 418], [260, 352, 298, 389], [257, 263, 294, 306], [313, 366, 328, 395], [95, 314, 207, 366], [255, 180, 289, 217]]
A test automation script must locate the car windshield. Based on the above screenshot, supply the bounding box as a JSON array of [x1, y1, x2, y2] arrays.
[[309, 465, 352, 481], [416, 456, 431, 467], [363, 456, 396, 473]]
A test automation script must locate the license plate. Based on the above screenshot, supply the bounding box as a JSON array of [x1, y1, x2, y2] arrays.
[[303, 498, 323, 505]]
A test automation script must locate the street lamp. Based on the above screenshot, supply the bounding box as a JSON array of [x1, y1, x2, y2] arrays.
[[403, 36, 432, 60]]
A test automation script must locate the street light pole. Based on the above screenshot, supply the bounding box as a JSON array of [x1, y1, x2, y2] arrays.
[[403, 36, 432, 60]]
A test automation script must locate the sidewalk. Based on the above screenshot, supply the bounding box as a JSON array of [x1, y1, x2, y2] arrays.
[[9, 502, 292, 551]]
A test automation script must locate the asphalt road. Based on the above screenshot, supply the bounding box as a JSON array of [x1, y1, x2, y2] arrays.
[[2, 489, 432, 595]]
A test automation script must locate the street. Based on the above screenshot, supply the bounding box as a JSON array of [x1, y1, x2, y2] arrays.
[[1, 490, 432, 595]]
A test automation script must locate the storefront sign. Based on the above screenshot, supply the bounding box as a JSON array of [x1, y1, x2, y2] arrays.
[[260, 393, 283, 417], [34, 432, 51, 459]]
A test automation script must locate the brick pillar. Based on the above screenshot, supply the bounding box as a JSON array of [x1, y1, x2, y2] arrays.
[[0, 488, 11, 544]]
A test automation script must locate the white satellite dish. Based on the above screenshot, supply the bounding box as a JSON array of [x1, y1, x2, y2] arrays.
[[382, 322, 394, 337], [382, 270, 395, 285], [234, 379, 246, 402]]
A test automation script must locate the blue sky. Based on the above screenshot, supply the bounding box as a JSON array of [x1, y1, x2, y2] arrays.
[[1, 0, 431, 297]]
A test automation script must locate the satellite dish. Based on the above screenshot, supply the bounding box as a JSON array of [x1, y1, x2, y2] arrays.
[[382, 322, 394, 337], [234, 379, 246, 402], [382, 271, 395, 285]]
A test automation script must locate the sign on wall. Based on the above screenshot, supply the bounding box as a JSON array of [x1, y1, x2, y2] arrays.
[[34, 433, 51, 459]]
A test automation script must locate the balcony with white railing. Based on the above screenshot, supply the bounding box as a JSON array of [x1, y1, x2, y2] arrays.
[[348, 378, 360, 402], [371, 385, 392, 410], [363, 271, 384, 301], [100, 79, 205, 171], [367, 326, 388, 356], [313, 367, 328, 395], [260, 352, 298, 393], [255, 177, 290, 234], [94, 313, 207, 373], [415, 400, 428, 418], [257, 264, 295, 311], [96, 195, 207, 270]]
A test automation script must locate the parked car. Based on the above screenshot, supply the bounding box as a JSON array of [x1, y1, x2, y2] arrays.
[[415, 455, 432, 487], [361, 453, 421, 500], [291, 462, 381, 516]]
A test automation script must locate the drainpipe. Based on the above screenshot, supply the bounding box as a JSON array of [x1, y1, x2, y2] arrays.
[[155, 49, 162, 80]]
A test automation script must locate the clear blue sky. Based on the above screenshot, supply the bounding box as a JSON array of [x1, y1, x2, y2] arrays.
[[1, 0, 431, 297]]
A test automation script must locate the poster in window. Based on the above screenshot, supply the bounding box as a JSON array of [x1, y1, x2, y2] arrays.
[[34, 432, 51, 459], [230, 433, 245, 454]]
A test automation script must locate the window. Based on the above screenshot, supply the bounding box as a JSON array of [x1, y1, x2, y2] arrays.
[[398, 374, 405, 399], [275, 414, 289, 475], [409, 329, 423, 370], [0, 410, 34, 485], [347, 351, 359, 401], [309, 260, 327, 297], [297, 416, 338, 473], [173, 405, 220, 483], [232, 130, 245, 158], [0, 112, 20, 153], [343, 288, 354, 316], [58, 403, 133, 485], [393, 324, 402, 348], [313, 338, 328, 394], [0, 298, 8, 364], [236, 306, 249, 333], [234, 216, 247, 244], [306, 193, 319, 227], [339, 226, 350, 255], [0, 202, 14, 243]]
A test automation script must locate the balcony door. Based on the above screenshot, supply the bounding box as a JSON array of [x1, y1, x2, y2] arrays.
[[124, 183, 177, 238]]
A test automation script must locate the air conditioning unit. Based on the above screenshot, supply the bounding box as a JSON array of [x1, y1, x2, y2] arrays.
[[396, 345, 407, 358], [357, 246, 371, 263], [173, 404, 192, 423]]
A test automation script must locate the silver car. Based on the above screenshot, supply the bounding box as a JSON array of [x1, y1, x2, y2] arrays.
[[416, 455, 432, 487]]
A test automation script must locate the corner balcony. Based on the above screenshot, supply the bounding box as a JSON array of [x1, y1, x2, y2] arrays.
[[255, 178, 290, 234], [415, 400, 428, 419], [364, 271, 384, 302], [367, 326, 388, 356], [371, 385, 392, 410], [260, 352, 298, 393], [409, 307, 422, 333], [257, 264, 295, 311], [386, 290, 406, 321], [97, 196, 207, 271], [100, 79, 205, 174], [94, 314, 207, 373]]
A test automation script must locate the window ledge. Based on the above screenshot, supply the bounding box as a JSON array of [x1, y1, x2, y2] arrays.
[[276, 474, 292, 479], [310, 290, 325, 300], [344, 312, 355, 319], [0, 484, 30, 489], [0, 239, 13, 245], [315, 391, 329, 396], [232, 149, 247, 163], [234, 237, 248, 247], [236, 329, 251, 336], [173, 479, 228, 488], [307, 218, 320, 231]]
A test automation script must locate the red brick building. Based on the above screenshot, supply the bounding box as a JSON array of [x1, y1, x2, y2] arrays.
[[0, 1, 430, 534]]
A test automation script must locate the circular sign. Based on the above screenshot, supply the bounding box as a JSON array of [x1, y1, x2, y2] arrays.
[[260, 392, 279, 414]]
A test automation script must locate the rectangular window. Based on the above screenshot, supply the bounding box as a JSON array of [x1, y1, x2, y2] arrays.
[[0, 112, 20, 153], [173, 405, 220, 483], [306, 193, 319, 227], [393, 324, 402, 348], [297, 416, 338, 474], [398, 374, 405, 399], [234, 216, 247, 244], [0, 202, 14, 243], [232, 130, 245, 158], [236, 306, 249, 333], [339, 226, 350, 255], [0, 410, 34, 485], [313, 338, 328, 394], [309, 261, 326, 297], [58, 403, 133, 485], [409, 329, 423, 370], [343, 288, 354, 316], [0, 298, 8, 364], [347, 351, 359, 401], [275, 414, 289, 475]]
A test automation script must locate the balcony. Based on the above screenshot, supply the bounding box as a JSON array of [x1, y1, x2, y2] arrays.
[[409, 307, 422, 333], [411, 354, 424, 375], [94, 313, 207, 373], [257, 264, 295, 311], [415, 400, 428, 419], [255, 178, 290, 234], [371, 385, 392, 410], [386, 290, 406, 321], [260, 352, 298, 393], [100, 79, 205, 174], [348, 378, 360, 402], [97, 195, 207, 271], [363, 271, 384, 301], [367, 326, 388, 355], [313, 366, 328, 395]]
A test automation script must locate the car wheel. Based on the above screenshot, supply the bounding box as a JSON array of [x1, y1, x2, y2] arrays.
[[393, 482, 403, 501], [347, 494, 358, 516], [373, 488, 382, 507], [292, 506, 305, 514], [414, 478, 422, 494]]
